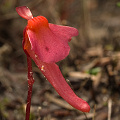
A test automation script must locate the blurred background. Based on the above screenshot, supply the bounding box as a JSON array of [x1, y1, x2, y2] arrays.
[[0, 0, 120, 120]]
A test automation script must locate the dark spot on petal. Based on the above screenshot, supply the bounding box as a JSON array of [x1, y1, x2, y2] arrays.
[[45, 47, 49, 51]]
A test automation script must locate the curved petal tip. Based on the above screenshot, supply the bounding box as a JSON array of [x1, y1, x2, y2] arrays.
[[81, 102, 90, 112], [16, 6, 33, 20]]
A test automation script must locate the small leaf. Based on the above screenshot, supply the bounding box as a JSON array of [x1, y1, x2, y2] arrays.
[[86, 67, 101, 75]]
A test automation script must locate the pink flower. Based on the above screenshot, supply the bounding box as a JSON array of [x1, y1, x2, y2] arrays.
[[16, 6, 90, 112]]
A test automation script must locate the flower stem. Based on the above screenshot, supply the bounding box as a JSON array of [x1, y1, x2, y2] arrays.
[[25, 56, 34, 120]]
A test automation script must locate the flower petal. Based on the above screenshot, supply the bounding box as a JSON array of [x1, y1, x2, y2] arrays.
[[40, 63, 90, 112], [49, 23, 79, 42], [24, 37, 90, 112], [16, 6, 33, 20], [25, 16, 73, 63]]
